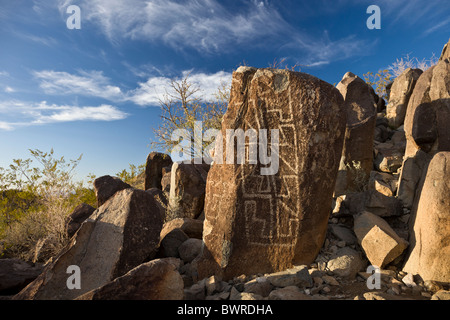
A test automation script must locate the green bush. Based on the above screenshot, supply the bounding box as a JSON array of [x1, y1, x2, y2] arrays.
[[0, 149, 96, 262]]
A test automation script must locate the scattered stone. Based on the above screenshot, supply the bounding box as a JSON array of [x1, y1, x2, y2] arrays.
[[401, 273, 416, 288], [244, 277, 273, 297], [326, 247, 365, 279], [266, 265, 312, 288], [345, 190, 402, 217], [431, 290, 450, 300], [268, 286, 313, 300], [329, 225, 358, 245], [424, 280, 443, 294], [184, 279, 206, 300], [321, 275, 339, 286], [362, 292, 413, 300]]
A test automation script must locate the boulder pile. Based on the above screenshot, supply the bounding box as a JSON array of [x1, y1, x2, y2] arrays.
[[2, 38, 449, 301]]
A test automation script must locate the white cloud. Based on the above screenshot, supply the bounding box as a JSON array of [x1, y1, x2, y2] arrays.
[[4, 86, 15, 93], [128, 70, 232, 106], [0, 100, 128, 130], [33, 70, 123, 100], [64, 0, 295, 53], [33, 68, 232, 107]]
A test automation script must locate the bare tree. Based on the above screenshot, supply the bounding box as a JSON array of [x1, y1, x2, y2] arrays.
[[151, 72, 229, 159]]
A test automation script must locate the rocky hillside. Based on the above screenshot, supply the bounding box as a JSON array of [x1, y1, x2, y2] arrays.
[[1, 38, 449, 301]]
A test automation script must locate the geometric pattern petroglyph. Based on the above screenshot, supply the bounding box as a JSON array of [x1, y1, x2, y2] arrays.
[[242, 85, 301, 247]]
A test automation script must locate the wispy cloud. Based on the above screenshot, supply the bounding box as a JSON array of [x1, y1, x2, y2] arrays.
[[0, 100, 128, 131], [4, 86, 15, 93], [70, 0, 287, 53], [33, 68, 232, 106], [58, 0, 372, 65], [33, 70, 123, 100]]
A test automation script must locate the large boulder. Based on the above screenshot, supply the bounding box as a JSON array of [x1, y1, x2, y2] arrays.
[[76, 258, 184, 300], [354, 211, 408, 269], [0, 259, 44, 296], [440, 38, 450, 63], [334, 72, 377, 195], [196, 67, 346, 280], [13, 188, 163, 300], [386, 68, 423, 129], [398, 45, 450, 211], [93, 175, 131, 207], [169, 160, 210, 219], [65, 203, 96, 239], [403, 152, 450, 282], [145, 152, 173, 190]]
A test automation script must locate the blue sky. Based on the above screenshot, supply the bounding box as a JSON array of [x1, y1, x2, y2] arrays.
[[1, 0, 449, 183]]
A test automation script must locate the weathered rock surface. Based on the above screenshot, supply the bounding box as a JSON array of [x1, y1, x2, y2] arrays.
[[197, 67, 346, 280], [397, 150, 432, 209], [354, 211, 408, 268], [326, 247, 365, 279], [335, 72, 377, 195], [178, 238, 203, 263], [0, 259, 44, 295], [268, 286, 312, 300], [265, 265, 313, 288], [65, 203, 95, 238], [344, 190, 402, 217], [386, 68, 423, 129], [13, 188, 163, 300], [403, 152, 450, 282], [94, 175, 131, 207], [440, 38, 450, 62], [145, 152, 173, 190], [76, 258, 183, 300], [169, 160, 210, 219], [160, 218, 204, 240], [158, 228, 189, 258]]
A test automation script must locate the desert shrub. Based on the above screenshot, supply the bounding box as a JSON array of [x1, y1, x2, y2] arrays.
[[364, 53, 438, 103], [116, 163, 145, 189], [0, 149, 94, 262]]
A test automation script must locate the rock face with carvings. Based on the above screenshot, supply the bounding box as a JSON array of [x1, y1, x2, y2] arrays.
[[196, 67, 346, 280]]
